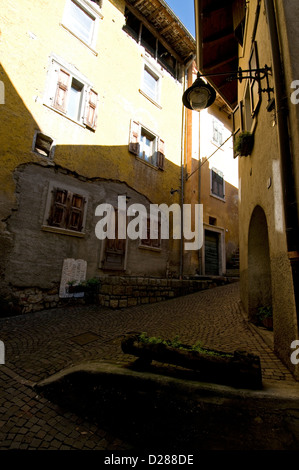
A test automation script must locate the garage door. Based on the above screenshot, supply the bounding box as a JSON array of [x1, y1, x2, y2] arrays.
[[205, 230, 219, 275]]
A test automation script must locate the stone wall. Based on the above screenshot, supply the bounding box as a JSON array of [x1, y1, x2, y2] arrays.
[[3, 276, 237, 316], [98, 276, 229, 309]]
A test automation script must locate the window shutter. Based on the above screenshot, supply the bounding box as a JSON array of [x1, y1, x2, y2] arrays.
[[157, 138, 165, 170], [232, 101, 243, 158], [54, 69, 70, 113], [103, 209, 126, 270], [84, 89, 98, 130], [249, 42, 261, 115], [67, 193, 86, 232], [48, 188, 68, 227], [129, 120, 140, 155]]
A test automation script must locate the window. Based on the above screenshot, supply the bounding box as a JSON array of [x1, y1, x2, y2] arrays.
[[141, 62, 162, 105], [212, 119, 223, 146], [102, 209, 127, 271], [139, 128, 157, 166], [45, 55, 98, 130], [32, 131, 55, 159], [128, 120, 165, 170], [211, 168, 225, 200], [43, 184, 88, 235], [140, 217, 161, 249], [62, 0, 102, 48], [123, 8, 179, 79], [232, 0, 246, 46]]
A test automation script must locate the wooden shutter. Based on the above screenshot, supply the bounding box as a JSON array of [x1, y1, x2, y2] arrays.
[[141, 217, 151, 246], [84, 89, 98, 130], [103, 209, 126, 270], [129, 120, 140, 155], [54, 69, 70, 113], [67, 193, 86, 232], [48, 188, 68, 227], [232, 101, 243, 158], [249, 42, 261, 115], [157, 138, 165, 170]]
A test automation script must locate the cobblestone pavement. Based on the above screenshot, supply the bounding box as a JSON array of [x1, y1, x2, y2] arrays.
[[0, 282, 297, 450]]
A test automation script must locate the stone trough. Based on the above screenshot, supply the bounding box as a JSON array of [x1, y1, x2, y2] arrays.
[[121, 333, 263, 390]]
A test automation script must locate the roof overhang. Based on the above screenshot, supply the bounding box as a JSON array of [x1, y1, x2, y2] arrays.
[[194, 0, 239, 110], [124, 0, 196, 64]]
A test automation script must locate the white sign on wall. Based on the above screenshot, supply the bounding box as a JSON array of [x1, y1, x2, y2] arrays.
[[59, 258, 87, 298]]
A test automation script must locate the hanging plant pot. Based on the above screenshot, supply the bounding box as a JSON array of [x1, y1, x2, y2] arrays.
[[234, 131, 254, 157]]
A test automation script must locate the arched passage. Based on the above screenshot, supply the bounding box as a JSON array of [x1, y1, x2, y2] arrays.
[[248, 206, 272, 322]]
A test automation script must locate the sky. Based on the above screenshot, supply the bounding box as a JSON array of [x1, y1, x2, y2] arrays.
[[165, 0, 196, 37]]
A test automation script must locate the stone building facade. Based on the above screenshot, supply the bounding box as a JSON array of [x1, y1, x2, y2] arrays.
[[0, 0, 239, 315]]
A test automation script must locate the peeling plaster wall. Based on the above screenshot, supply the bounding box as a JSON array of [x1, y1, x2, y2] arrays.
[[0, 0, 188, 306]]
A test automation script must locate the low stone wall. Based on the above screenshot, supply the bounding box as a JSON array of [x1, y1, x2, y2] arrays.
[[98, 276, 222, 309], [4, 276, 237, 315]]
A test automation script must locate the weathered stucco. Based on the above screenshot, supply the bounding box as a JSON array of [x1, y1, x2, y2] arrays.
[[237, 0, 298, 378]]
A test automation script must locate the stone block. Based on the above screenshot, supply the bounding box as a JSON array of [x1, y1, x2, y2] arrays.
[[110, 299, 119, 309]]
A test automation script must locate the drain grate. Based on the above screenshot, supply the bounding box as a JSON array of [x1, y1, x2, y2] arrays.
[[69, 332, 100, 346]]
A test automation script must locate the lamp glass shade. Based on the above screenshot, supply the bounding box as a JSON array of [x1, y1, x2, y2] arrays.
[[189, 87, 211, 111], [183, 77, 217, 111]]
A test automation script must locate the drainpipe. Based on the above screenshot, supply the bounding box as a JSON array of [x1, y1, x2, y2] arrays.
[[264, 0, 299, 331], [180, 55, 196, 280]]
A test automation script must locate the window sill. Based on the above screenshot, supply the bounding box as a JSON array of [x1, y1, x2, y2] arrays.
[[43, 104, 86, 128], [138, 244, 161, 252], [41, 225, 85, 237], [60, 23, 99, 55], [135, 156, 159, 171], [210, 193, 226, 203], [139, 89, 162, 109]]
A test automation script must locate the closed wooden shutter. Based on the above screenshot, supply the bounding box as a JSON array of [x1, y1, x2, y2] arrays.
[[48, 188, 68, 227], [67, 193, 86, 232], [102, 209, 126, 270], [54, 69, 70, 113], [47, 188, 86, 232], [205, 230, 219, 276], [84, 89, 98, 130], [129, 120, 140, 155], [232, 101, 243, 158], [249, 42, 261, 115], [157, 138, 165, 170]]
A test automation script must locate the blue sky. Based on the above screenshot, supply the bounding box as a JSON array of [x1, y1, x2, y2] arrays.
[[165, 0, 195, 37]]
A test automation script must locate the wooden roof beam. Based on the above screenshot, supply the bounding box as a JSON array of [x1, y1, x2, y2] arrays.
[[204, 55, 237, 72], [125, 3, 186, 62], [203, 0, 233, 16], [203, 28, 234, 46]]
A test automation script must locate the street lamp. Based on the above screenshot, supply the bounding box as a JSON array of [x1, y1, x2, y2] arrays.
[[183, 66, 273, 111], [182, 74, 216, 111]]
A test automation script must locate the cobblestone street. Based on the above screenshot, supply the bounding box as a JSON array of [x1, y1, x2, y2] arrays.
[[0, 282, 298, 451]]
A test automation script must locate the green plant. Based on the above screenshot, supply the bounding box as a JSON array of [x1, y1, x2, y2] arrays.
[[138, 333, 233, 358], [257, 306, 272, 321], [85, 277, 101, 288], [234, 131, 254, 156]]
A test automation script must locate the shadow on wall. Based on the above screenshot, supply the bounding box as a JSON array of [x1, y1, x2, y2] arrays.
[[0, 65, 183, 313]]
